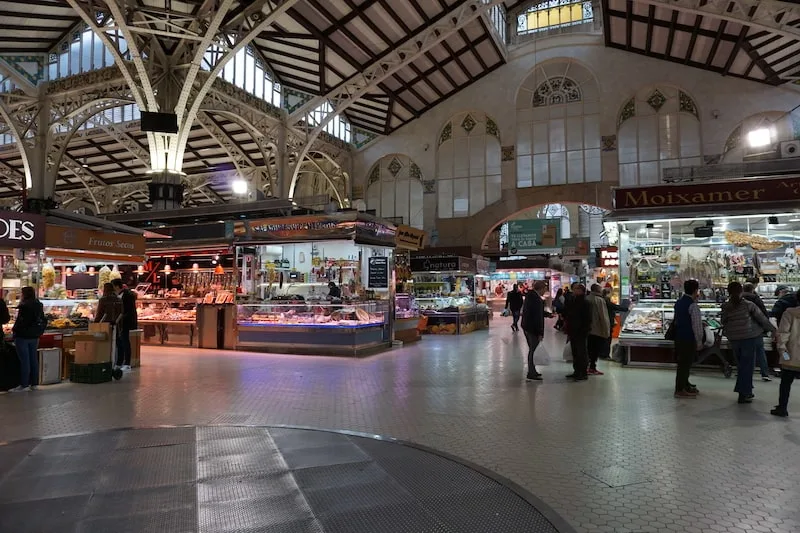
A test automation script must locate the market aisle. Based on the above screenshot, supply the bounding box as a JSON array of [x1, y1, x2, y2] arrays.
[[1, 319, 798, 533]]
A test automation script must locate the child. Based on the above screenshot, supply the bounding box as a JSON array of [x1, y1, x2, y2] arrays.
[[773, 307, 800, 417]]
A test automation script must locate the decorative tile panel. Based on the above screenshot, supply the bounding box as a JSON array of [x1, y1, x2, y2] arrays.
[[0, 55, 46, 85], [486, 118, 500, 140], [409, 163, 422, 181], [461, 114, 477, 133], [678, 91, 699, 118], [533, 77, 581, 107], [438, 122, 452, 146], [646, 89, 667, 112], [617, 97, 635, 128], [368, 165, 380, 186], [283, 87, 315, 114], [724, 125, 741, 154], [387, 157, 402, 177], [353, 127, 379, 150], [601, 135, 617, 152], [422, 180, 436, 194], [501, 146, 515, 162]]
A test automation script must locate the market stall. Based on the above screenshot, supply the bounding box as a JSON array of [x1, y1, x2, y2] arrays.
[[1, 210, 148, 380], [609, 177, 800, 368], [409, 252, 489, 335], [232, 212, 396, 356], [393, 224, 426, 343]]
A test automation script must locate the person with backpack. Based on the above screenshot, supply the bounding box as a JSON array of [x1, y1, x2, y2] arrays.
[[10, 286, 46, 392]]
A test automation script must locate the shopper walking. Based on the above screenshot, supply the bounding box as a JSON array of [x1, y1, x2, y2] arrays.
[[553, 288, 565, 331], [773, 307, 800, 417], [586, 284, 611, 375], [564, 283, 590, 381], [771, 286, 798, 323], [10, 286, 46, 392], [505, 284, 524, 332], [521, 281, 550, 381], [722, 281, 776, 404], [112, 279, 137, 372], [743, 282, 772, 381], [673, 280, 703, 398]]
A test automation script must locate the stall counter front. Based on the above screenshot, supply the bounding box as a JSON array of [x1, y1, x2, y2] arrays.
[[236, 301, 391, 356]]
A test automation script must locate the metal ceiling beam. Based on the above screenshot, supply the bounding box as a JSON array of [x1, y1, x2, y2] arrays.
[[287, 0, 503, 137], [647, 0, 800, 41]]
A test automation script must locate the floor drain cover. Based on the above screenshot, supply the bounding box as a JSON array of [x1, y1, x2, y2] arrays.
[[582, 466, 651, 488]]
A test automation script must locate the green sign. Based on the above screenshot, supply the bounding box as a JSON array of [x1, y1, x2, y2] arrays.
[[507, 219, 562, 255]]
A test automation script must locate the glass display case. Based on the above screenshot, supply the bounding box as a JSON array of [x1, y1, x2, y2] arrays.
[[136, 297, 200, 346], [236, 301, 391, 356], [618, 300, 776, 366], [394, 293, 421, 343], [3, 299, 96, 336], [415, 295, 489, 335]]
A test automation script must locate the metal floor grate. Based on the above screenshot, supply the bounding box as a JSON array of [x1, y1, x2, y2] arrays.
[[0, 426, 569, 533]]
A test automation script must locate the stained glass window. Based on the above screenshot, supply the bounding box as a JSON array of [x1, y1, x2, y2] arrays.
[[517, 0, 593, 35]]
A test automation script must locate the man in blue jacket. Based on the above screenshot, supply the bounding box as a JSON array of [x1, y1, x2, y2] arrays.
[[673, 280, 703, 398]]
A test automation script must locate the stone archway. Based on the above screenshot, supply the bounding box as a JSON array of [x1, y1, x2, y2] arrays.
[[434, 182, 612, 250]]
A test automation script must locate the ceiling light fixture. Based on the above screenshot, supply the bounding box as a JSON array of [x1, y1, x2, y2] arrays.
[[747, 127, 772, 148], [232, 179, 248, 195]]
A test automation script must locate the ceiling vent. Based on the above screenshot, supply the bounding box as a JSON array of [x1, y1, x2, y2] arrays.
[[780, 140, 800, 159]]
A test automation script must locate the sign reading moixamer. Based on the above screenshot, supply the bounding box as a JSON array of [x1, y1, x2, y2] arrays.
[[614, 176, 800, 210], [0, 212, 46, 249]]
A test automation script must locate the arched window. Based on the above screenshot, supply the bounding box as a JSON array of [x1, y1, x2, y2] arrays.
[[516, 60, 601, 187], [538, 203, 571, 239], [436, 111, 502, 218], [617, 86, 702, 186], [366, 155, 424, 229], [720, 111, 791, 163]]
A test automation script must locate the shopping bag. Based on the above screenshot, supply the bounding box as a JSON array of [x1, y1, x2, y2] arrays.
[[533, 344, 551, 366], [562, 342, 573, 362], [501, 308, 510, 317]]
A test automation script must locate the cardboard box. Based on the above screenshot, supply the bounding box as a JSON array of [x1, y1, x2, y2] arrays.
[[73, 330, 111, 365], [38, 348, 61, 385], [130, 329, 143, 368]]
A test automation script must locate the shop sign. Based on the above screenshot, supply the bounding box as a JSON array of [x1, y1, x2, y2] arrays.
[[598, 247, 620, 267], [410, 256, 476, 272], [0, 212, 45, 249], [367, 256, 389, 288], [507, 219, 561, 254], [45, 226, 146, 256], [395, 225, 426, 250], [562, 238, 590, 257], [613, 176, 800, 210], [242, 215, 396, 246]]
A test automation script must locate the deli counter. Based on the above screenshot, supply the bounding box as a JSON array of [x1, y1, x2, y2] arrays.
[[236, 301, 391, 356], [137, 297, 200, 346], [417, 295, 490, 335], [618, 299, 778, 367]]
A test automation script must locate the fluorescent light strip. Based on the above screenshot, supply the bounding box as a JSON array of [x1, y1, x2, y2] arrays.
[[621, 212, 799, 225]]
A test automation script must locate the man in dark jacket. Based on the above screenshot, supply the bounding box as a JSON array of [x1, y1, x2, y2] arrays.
[[564, 283, 591, 381], [505, 284, 524, 332], [673, 280, 703, 398], [112, 279, 138, 371], [744, 282, 772, 381], [772, 287, 798, 324], [521, 281, 550, 381]]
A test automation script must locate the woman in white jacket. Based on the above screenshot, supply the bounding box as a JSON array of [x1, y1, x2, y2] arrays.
[[773, 308, 800, 417]]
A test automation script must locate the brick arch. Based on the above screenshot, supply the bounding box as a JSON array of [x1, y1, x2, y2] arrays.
[[434, 182, 612, 250]]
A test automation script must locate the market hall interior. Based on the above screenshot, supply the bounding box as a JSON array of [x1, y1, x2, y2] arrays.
[[3, 0, 800, 532]]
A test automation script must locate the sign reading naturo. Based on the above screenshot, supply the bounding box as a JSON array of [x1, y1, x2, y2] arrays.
[[614, 175, 800, 210]]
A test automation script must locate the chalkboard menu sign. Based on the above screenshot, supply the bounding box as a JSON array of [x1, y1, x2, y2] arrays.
[[368, 256, 389, 288]]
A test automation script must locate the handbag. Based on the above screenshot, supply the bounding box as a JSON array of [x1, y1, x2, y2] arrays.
[[664, 320, 676, 341]]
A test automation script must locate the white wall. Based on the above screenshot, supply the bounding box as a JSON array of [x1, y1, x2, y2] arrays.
[[354, 33, 800, 239]]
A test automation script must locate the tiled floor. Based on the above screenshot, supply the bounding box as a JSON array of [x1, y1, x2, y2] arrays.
[[1, 318, 799, 533]]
